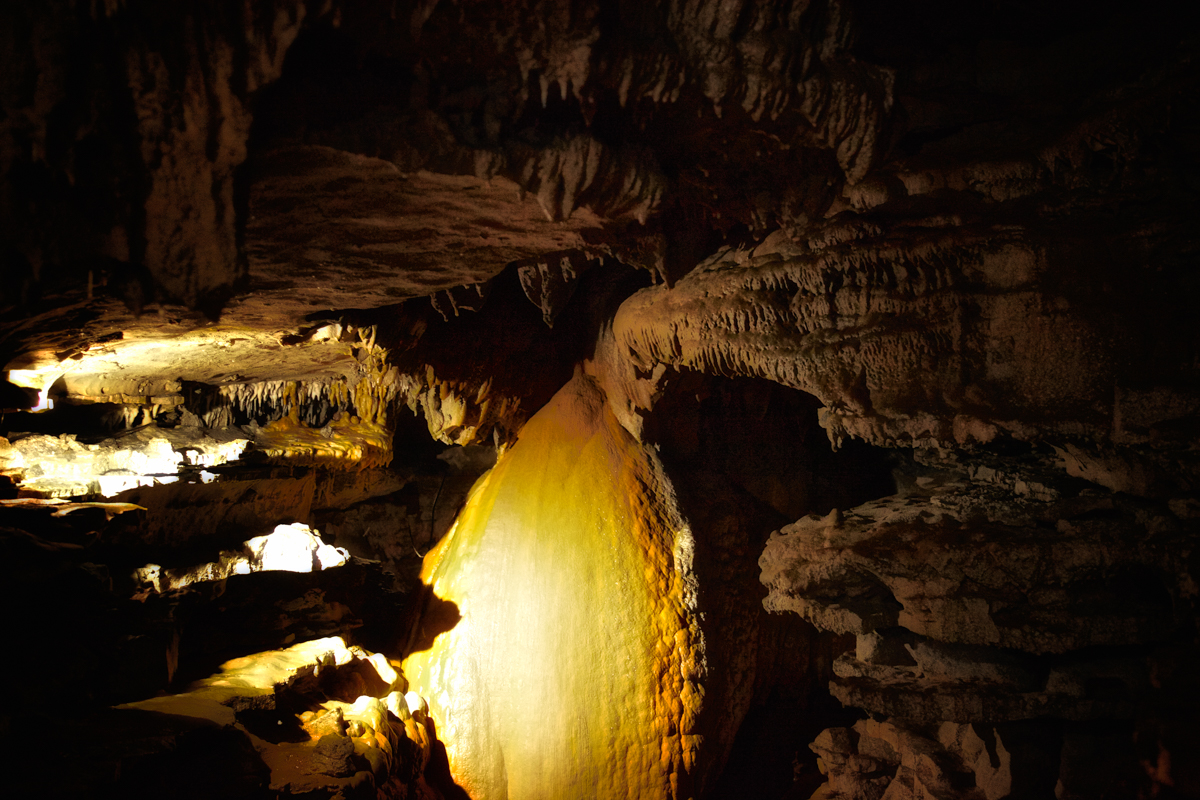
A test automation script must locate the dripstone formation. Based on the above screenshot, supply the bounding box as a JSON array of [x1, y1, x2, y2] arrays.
[[2, 2, 1197, 798]]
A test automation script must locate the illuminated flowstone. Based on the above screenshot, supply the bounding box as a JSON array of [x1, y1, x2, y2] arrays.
[[0, 428, 249, 498], [403, 371, 706, 800]]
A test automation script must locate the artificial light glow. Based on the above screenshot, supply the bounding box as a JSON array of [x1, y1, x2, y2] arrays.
[[402, 372, 704, 800], [7, 368, 61, 412], [133, 523, 349, 594], [251, 523, 349, 573], [2, 429, 249, 499], [6, 368, 53, 390], [97, 472, 156, 496]]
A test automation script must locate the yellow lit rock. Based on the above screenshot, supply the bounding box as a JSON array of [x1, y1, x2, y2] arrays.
[[255, 412, 392, 468], [402, 370, 706, 800], [131, 522, 349, 593], [2, 428, 249, 499], [123, 636, 437, 797]]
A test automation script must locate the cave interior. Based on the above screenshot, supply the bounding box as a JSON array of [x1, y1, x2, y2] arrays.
[[1, 1, 1198, 798]]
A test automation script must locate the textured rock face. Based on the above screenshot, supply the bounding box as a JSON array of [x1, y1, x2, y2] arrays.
[[758, 452, 1199, 797], [609, 157, 1200, 452], [3, 1, 1200, 799], [760, 478, 1190, 657], [402, 370, 710, 799], [809, 718, 1064, 800], [0, 0, 309, 312], [3, 0, 894, 317], [246, 145, 611, 309], [115, 637, 439, 800], [373, 261, 633, 446]]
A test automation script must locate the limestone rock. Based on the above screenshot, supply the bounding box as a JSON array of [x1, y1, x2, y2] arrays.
[[3, 2, 1200, 799], [0, 0, 308, 312], [764, 452, 1198, 796], [761, 478, 1190, 654], [812, 718, 1064, 800], [247, 145, 611, 308], [402, 371, 710, 799], [115, 637, 439, 798], [312, 733, 356, 777]]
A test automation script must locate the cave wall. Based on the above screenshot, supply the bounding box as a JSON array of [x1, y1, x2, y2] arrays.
[[2, 1, 1199, 798], [1, 0, 311, 313]]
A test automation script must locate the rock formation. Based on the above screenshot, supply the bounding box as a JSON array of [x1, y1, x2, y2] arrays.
[[403, 368, 707, 799], [1, 1, 1198, 798]]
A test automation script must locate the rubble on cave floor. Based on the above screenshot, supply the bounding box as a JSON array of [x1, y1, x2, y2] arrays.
[[9, 636, 447, 799]]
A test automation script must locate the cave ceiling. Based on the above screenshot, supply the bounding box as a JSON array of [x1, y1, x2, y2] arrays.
[[2, 0, 1196, 460], [3, 1, 1200, 798]]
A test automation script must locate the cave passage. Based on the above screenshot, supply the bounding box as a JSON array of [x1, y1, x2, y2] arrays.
[[3, 1, 1199, 796]]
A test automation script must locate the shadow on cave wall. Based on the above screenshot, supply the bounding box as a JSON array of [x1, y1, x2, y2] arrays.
[[641, 372, 897, 799], [642, 371, 897, 520]]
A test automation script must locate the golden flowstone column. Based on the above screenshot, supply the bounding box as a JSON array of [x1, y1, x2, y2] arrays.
[[402, 371, 706, 800]]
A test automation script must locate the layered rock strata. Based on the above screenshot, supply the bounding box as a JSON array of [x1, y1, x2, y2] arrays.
[[3, 1, 1199, 798], [761, 456, 1200, 799]]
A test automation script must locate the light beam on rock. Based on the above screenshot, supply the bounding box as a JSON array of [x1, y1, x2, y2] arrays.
[[403, 370, 706, 800]]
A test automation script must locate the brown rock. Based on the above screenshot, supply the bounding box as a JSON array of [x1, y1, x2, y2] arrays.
[[761, 480, 1187, 654], [312, 733, 356, 778]]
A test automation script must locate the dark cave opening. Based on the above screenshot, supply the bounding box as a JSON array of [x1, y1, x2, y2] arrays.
[[641, 371, 897, 799]]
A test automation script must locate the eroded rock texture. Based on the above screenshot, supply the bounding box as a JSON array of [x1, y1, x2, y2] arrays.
[[3, 1, 1200, 799], [1, 0, 310, 312], [760, 451, 1199, 799], [402, 370, 710, 800]]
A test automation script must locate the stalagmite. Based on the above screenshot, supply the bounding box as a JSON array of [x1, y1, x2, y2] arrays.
[[402, 368, 705, 799]]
